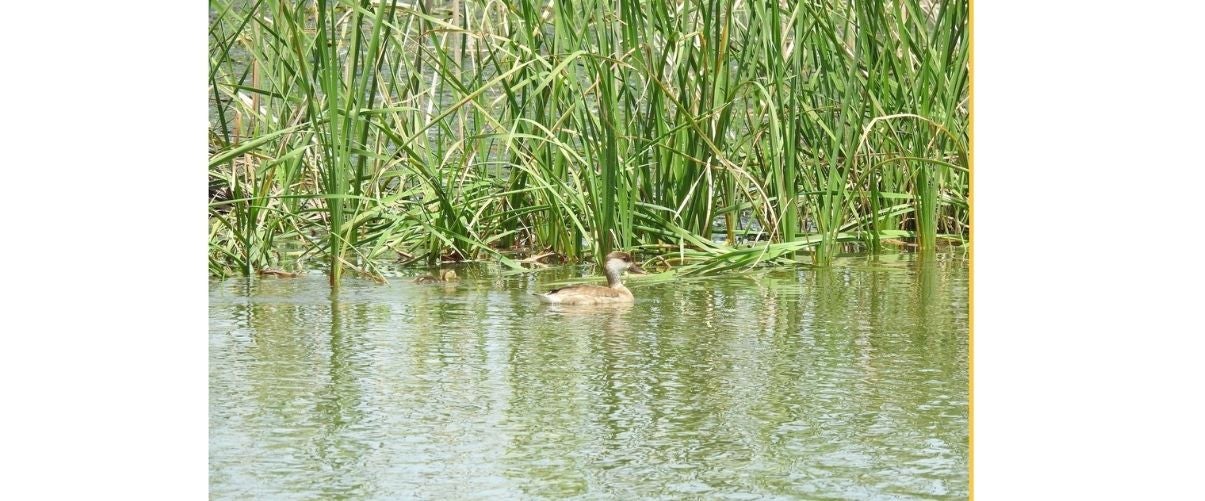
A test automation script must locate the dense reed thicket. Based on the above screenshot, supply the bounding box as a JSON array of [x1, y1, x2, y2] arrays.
[[209, 0, 968, 284]]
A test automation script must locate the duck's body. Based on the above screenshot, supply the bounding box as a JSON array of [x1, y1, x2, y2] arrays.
[[536, 283, 634, 305], [535, 251, 645, 305], [415, 269, 458, 284], [258, 268, 297, 278]]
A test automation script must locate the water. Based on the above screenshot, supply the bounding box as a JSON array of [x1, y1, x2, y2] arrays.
[[210, 252, 969, 499]]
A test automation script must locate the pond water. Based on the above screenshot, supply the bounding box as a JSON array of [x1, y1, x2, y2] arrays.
[[209, 252, 969, 500]]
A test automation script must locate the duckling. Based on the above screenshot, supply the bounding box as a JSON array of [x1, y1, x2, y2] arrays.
[[257, 268, 298, 278], [415, 269, 458, 284], [534, 251, 645, 305]]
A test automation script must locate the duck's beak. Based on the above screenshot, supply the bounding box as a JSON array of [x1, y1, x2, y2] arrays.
[[628, 262, 647, 274]]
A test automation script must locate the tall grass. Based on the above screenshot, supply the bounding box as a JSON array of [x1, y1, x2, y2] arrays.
[[209, 0, 969, 283]]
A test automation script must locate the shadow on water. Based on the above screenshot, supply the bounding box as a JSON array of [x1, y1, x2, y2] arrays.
[[210, 253, 969, 499], [307, 294, 372, 498]]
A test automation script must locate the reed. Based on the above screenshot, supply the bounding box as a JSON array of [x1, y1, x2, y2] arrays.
[[209, 0, 969, 282]]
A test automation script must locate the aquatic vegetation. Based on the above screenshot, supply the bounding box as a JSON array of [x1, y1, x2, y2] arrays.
[[209, 0, 969, 284]]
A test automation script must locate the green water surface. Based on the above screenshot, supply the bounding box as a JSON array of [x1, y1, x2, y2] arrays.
[[209, 252, 969, 499]]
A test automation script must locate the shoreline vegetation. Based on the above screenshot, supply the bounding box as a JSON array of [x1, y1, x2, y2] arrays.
[[208, 0, 969, 287]]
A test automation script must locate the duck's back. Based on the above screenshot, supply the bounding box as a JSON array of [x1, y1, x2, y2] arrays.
[[535, 284, 633, 305]]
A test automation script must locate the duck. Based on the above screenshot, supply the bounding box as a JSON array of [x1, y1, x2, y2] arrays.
[[257, 268, 298, 278], [534, 251, 645, 305], [415, 269, 458, 284]]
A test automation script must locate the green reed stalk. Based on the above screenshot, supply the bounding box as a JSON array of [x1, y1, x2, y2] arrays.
[[209, 0, 968, 279]]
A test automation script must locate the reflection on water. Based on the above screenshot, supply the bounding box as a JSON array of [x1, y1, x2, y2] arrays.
[[210, 252, 969, 499]]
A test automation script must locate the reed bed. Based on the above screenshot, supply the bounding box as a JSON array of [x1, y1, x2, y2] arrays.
[[209, 0, 968, 284]]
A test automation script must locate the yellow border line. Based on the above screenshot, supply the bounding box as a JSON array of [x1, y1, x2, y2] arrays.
[[968, 0, 975, 497]]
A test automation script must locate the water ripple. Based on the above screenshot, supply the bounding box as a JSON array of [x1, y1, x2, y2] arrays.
[[211, 254, 969, 499]]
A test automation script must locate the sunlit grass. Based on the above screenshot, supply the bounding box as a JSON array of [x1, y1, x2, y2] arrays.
[[209, 0, 969, 284]]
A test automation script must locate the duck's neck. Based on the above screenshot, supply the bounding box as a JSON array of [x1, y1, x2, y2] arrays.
[[605, 268, 624, 288]]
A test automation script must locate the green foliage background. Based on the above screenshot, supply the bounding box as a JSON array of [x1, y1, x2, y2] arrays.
[[209, 0, 968, 284]]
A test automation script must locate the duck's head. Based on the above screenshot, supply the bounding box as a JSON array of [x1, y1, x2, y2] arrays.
[[604, 251, 645, 277], [440, 269, 459, 281]]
